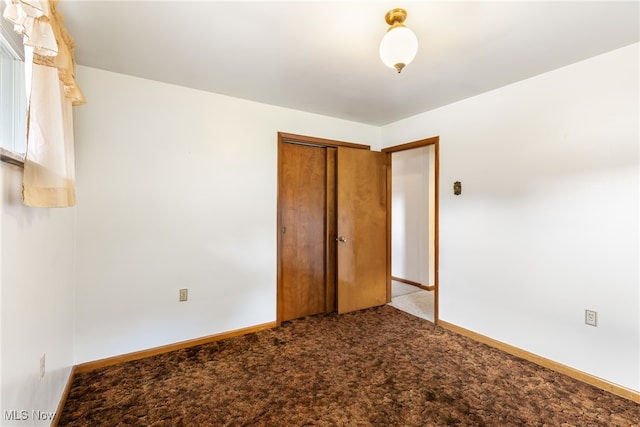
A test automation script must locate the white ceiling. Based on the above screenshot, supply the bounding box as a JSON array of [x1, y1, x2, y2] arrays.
[[57, 1, 639, 126]]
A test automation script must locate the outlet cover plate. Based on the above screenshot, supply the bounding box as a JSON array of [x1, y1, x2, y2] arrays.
[[179, 288, 188, 302], [40, 353, 46, 379], [585, 309, 597, 327]]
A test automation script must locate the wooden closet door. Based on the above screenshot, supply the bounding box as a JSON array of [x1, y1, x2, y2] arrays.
[[336, 147, 388, 313], [279, 143, 327, 321]]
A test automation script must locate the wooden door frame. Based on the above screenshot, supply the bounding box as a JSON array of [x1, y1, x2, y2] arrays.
[[276, 132, 371, 325], [382, 136, 440, 324]]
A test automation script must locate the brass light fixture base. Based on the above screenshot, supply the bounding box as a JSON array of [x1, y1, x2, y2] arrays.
[[385, 8, 408, 28]]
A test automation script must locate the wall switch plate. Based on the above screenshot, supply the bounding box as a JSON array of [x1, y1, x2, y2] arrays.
[[40, 353, 46, 379], [585, 309, 597, 327], [453, 181, 462, 195], [179, 288, 188, 302]]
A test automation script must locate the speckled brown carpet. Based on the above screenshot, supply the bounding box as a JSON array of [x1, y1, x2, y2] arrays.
[[59, 305, 639, 426]]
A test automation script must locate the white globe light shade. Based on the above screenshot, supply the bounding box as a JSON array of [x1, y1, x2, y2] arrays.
[[379, 26, 418, 71]]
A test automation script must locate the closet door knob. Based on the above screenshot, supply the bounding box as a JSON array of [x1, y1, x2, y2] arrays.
[[337, 236, 348, 243]]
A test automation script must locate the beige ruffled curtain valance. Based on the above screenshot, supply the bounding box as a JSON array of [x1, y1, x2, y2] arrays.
[[3, 0, 84, 207]]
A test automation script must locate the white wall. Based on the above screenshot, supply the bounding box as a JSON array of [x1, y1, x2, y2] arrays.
[[1, 162, 76, 425], [382, 44, 639, 391], [73, 66, 380, 363]]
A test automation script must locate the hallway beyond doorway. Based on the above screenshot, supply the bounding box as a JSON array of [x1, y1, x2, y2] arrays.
[[389, 280, 434, 323]]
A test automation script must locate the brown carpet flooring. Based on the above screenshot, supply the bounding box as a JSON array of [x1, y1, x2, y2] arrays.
[[59, 305, 639, 426]]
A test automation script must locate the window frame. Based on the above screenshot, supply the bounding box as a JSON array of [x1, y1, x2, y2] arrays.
[[1, 16, 26, 166]]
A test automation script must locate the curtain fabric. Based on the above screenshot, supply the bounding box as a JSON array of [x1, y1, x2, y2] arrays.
[[3, 0, 84, 207]]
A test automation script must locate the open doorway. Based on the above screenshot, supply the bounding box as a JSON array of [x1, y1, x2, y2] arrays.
[[383, 137, 439, 323]]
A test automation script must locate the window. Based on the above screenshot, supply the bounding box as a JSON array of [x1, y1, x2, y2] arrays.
[[0, 27, 26, 160]]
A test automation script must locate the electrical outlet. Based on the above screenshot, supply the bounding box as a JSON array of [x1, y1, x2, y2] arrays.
[[585, 309, 597, 327], [40, 354, 46, 379], [179, 288, 188, 302]]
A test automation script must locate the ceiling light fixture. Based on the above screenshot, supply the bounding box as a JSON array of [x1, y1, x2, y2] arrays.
[[379, 8, 418, 74]]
